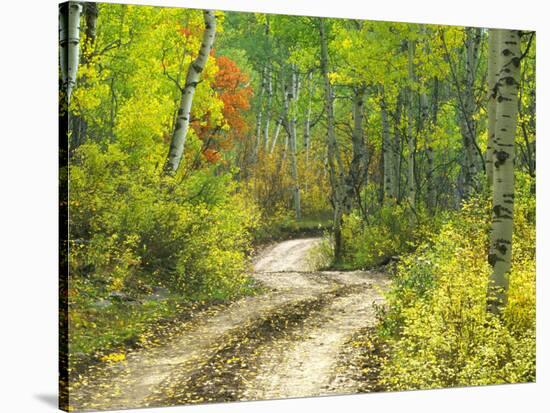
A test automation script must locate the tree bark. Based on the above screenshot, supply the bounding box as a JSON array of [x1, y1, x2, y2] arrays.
[[255, 66, 266, 159], [407, 39, 416, 208], [426, 77, 439, 212], [460, 27, 483, 198], [263, 18, 272, 152], [349, 84, 368, 210], [289, 65, 301, 219], [320, 18, 347, 263], [303, 70, 314, 166], [488, 29, 521, 313], [59, 2, 83, 104], [393, 93, 403, 202], [264, 65, 273, 152], [270, 116, 283, 154], [486, 29, 500, 190], [164, 10, 217, 175], [380, 89, 394, 203]]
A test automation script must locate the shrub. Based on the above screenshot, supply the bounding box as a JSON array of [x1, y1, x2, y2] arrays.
[[340, 202, 445, 269], [68, 140, 261, 367], [378, 175, 536, 390]]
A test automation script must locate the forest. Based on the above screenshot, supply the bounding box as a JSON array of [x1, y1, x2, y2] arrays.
[[60, 2, 536, 410]]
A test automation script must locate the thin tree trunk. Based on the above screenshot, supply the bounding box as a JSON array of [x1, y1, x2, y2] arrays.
[[350, 84, 368, 210], [289, 65, 301, 219], [59, 2, 83, 104], [461, 27, 483, 197], [83, 2, 98, 60], [255, 66, 266, 159], [264, 65, 273, 152], [164, 10, 217, 175], [270, 116, 283, 154], [426, 77, 439, 211], [486, 29, 499, 189], [380, 87, 394, 202], [263, 17, 272, 152], [272, 68, 288, 156], [320, 18, 347, 263], [303, 70, 313, 166], [407, 39, 416, 208], [393, 93, 403, 202], [70, 2, 99, 150], [488, 29, 521, 313]]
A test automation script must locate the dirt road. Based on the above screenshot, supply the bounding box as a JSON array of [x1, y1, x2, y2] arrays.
[[69, 238, 389, 411]]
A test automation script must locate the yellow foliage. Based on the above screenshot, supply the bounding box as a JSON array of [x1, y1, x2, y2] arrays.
[[100, 352, 126, 363]]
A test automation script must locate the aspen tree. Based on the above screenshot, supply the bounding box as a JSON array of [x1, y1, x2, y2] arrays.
[[164, 10, 217, 175], [486, 29, 500, 189], [488, 29, 521, 312], [350, 84, 368, 200], [59, 2, 83, 104], [263, 18, 273, 152], [289, 65, 302, 219], [320, 18, 348, 262], [303, 70, 314, 166]]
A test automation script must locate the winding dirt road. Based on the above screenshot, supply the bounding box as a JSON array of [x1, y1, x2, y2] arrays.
[[69, 237, 389, 411]]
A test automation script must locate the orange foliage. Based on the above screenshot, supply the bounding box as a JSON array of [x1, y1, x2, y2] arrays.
[[192, 54, 252, 163], [178, 27, 192, 37], [215, 55, 252, 136]]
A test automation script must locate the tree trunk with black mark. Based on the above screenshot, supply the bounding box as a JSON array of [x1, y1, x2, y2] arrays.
[[59, 2, 83, 104], [488, 29, 521, 313], [164, 10, 217, 175]]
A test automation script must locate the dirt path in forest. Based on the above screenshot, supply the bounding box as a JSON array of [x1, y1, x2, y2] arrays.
[[69, 238, 389, 411]]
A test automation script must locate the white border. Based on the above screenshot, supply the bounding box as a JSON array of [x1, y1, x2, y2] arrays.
[[0, 0, 547, 412]]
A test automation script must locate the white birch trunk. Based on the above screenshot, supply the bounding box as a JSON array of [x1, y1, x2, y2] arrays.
[[303, 71, 313, 165], [488, 29, 521, 312], [269, 116, 283, 154], [264, 65, 273, 152], [255, 66, 266, 159], [59, 2, 83, 104], [164, 10, 217, 175], [289, 67, 301, 219], [486, 29, 500, 189]]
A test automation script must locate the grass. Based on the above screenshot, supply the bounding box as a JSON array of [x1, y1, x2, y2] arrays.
[[67, 279, 260, 375]]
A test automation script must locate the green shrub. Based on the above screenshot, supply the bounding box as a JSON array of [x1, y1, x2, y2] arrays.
[[340, 203, 445, 269]]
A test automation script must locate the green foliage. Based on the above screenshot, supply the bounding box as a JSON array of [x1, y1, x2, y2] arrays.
[[68, 141, 260, 369], [339, 202, 445, 269], [70, 142, 259, 299], [377, 174, 536, 390]]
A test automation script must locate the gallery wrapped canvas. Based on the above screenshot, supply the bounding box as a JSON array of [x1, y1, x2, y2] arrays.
[[59, 1, 536, 411]]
